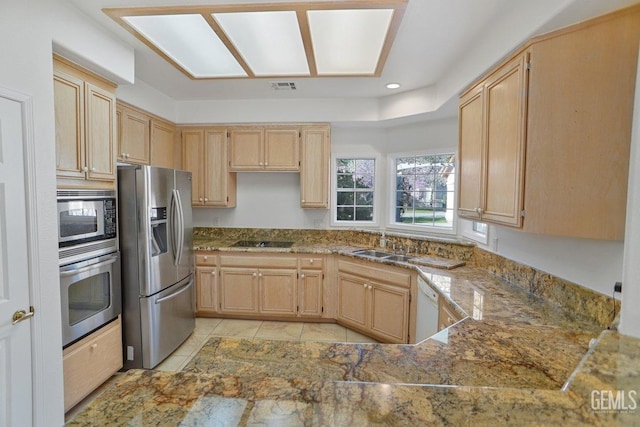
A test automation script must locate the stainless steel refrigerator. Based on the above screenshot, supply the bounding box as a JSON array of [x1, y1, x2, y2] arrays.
[[117, 165, 194, 369]]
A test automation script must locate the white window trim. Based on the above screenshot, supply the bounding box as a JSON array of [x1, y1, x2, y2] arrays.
[[459, 218, 490, 245], [331, 152, 383, 228], [387, 149, 457, 236]]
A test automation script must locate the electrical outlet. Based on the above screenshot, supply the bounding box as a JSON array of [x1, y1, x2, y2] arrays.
[[614, 282, 622, 293]]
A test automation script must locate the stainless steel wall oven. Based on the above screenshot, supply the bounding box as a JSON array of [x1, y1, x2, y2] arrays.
[[57, 189, 121, 347]]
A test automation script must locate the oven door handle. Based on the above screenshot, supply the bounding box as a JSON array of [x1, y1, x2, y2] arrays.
[[59, 253, 119, 277], [155, 279, 193, 304]]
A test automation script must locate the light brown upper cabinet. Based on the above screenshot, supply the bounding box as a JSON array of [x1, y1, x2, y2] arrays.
[[229, 126, 300, 171], [300, 125, 331, 208], [458, 5, 640, 240], [116, 104, 150, 165], [150, 118, 176, 169], [458, 52, 528, 228], [54, 56, 117, 188], [182, 127, 236, 207]]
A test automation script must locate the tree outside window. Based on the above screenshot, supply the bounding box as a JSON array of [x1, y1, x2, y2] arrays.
[[336, 158, 375, 222], [394, 154, 455, 228]]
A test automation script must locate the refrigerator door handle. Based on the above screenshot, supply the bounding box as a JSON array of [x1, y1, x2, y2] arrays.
[[155, 279, 193, 304], [174, 189, 185, 266], [170, 189, 179, 265]]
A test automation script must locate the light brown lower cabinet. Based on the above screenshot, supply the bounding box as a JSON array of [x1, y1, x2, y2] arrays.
[[194, 253, 415, 343], [336, 259, 412, 344], [63, 317, 123, 412]]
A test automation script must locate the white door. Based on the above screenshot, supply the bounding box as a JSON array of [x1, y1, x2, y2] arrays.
[[0, 95, 33, 425]]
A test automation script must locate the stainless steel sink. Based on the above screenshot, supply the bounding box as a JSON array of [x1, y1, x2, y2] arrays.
[[352, 249, 415, 263], [352, 249, 393, 258], [231, 240, 294, 248], [383, 254, 414, 262]]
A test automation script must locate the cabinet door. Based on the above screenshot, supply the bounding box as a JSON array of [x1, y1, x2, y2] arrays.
[[229, 128, 263, 170], [219, 268, 258, 314], [457, 85, 484, 220], [300, 125, 330, 208], [53, 71, 86, 179], [196, 266, 218, 314], [85, 82, 116, 181], [150, 119, 175, 168], [182, 129, 205, 205], [369, 282, 409, 343], [259, 269, 297, 317], [63, 318, 122, 411], [118, 105, 150, 165], [337, 273, 368, 329], [264, 128, 300, 171], [482, 53, 527, 227], [299, 269, 323, 317], [204, 128, 236, 207]]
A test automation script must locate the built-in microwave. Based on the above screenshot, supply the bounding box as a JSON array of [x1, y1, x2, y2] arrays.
[[57, 189, 118, 265]]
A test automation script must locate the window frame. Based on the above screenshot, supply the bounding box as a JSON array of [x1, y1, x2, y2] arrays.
[[331, 153, 382, 228], [387, 150, 457, 236]]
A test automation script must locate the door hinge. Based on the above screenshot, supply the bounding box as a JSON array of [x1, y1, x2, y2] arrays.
[[227, 131, 230, 138], [297, 305, 299, 312], [409, 293, 412, 303], [297, 273, 299, 279], [227, 196, 229, 202], [321, 306, 324, 313], [322, 273, 325, 280], [526, 61, 531, 71], [521, 210, 526, 218]]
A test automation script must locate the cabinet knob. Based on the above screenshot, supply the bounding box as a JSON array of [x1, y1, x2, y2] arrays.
[[300, 274, 305, 279], [363, 283, 367, 288], [203, 256, 208, 260], [91, 167, 96, 172], [264, 162, 268, 166], [253, 272, 257, 277], [259, 162, 263, 166], [199, 198, 204, 202], [90, 343, 98, 350], [309, 259, 314, 264], [258, 272, 263, 277], [211, 271, 216, 276], [121, 152, 126, 157], [301, 199, 305, 203], [204, 198, 208, 202], [82, 166, 88, 172]]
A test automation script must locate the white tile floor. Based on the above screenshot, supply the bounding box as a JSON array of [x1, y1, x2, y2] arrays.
[[155, 318, 378, 372]]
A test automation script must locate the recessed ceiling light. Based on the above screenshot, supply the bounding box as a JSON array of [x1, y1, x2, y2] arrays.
[[386, 83, 401, 89]]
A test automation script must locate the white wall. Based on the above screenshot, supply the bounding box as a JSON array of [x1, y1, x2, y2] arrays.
[[117, 78, 177, 122], [0, 1, 135, 424], [481, 226, 624, 297], [619, 46, 640, 339]]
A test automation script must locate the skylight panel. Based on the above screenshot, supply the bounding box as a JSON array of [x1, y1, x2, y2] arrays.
[[307, 9, 394, 75], [123, 14, 246, 78], [213, 11, 310, 76]]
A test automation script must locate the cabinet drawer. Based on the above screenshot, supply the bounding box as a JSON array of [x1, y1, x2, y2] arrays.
[[337, 259, 411, 288], [220, 254, 298, 269], [299, 256, 323, 269], [63, 317, 123, 411], [196, 253, 217, 266]]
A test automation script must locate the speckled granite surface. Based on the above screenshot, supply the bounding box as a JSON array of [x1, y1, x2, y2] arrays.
[[67, 329, 640, 426], [66, 229, 638, 425]]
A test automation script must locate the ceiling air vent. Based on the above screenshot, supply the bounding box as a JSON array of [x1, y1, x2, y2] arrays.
[[271, 82, 297, 91]]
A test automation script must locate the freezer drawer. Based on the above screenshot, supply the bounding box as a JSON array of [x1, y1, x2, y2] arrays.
[[138, 275, 195, 369]]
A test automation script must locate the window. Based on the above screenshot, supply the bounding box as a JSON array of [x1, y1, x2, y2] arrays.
[[473, 221, 487, 235], [392, 154, 456, 230], [335, 158, 375, 223]]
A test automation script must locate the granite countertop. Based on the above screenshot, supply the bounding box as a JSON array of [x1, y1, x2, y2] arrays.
[[67, 238, 640, 425]]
